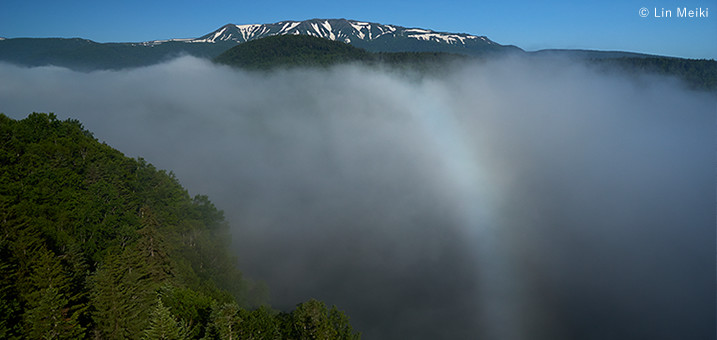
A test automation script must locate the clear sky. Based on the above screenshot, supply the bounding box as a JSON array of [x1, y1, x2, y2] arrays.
[[1, 0, 715, 59]]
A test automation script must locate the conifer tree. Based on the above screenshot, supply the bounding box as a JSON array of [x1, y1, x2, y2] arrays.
[[291, 299, 337, 340], [0, 222, 22, 340], [203, 302, 241, 340], [236, 305, 281, 340], [142, 297, 189, 340], [22, 243, 85, 339], [90, 227, 172, 339]]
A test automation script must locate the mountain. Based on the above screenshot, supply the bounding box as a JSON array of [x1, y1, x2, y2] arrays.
[[190, 18, 522, 55], [0, 19, 519, 70], [0, 17, 713, 84]]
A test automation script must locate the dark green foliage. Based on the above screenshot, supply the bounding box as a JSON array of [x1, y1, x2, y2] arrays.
[[0, 113, 359, 339], [288, 299, 360, 340], [0, 210, 28, 340], [203, 302, 242, 340], [235, 306, 283, 339], [0, 201, 86, 339], [159, 285, 214, 338], [21, 244, 86, 339], [290, 299, 338, 339], [89, 227, 173, 339], [202, 300, 360, 340], [213, 34, 468, 71], [0, 255, 21, 339], [214, 34, 374, 69], [143, 297, 190, 340]]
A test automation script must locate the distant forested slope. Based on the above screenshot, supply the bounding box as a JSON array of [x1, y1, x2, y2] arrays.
[[214, 34, 373, 68], [590, 57, 717, 90], [0, 113, 360, 339], [214, 34, 466, 70], [0, 38, 236, 71]]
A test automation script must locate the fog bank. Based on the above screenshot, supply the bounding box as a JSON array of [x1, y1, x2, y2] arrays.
[[1, 57, 714, 339]]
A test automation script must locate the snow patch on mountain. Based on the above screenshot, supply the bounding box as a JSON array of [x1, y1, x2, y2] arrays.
[[282, 22, 300, 32]]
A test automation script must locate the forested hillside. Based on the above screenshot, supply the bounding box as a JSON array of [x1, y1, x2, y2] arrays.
[[0, 38, 237, 71], [213, 34, 373, 69], [214, 34, 466, 70], [0, 113, 360, 339], [590, 57, 717, 90]]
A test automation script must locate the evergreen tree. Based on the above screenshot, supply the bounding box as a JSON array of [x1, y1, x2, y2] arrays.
[[329, 306, 360, 340], [236, 305, 282, 340], [142, 297, 190, 340], [21, 238, 86, 339], [289, 299, 360, 340], [0, 213, 22, 340], [291, 299, 338, 340], [204, 302, 241, 340], [89, 227, 172, 339], [159, 285, 214, 339]]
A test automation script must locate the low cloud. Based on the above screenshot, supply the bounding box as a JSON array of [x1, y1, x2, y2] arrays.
[[1, 56, 714, 339]]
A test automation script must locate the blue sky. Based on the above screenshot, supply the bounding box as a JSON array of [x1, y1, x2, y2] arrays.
[[1, 0, 715, 59]]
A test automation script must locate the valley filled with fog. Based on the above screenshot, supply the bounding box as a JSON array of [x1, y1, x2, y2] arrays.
[[1, 57, 714, 339]]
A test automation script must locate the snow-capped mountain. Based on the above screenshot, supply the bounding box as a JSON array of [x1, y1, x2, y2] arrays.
[[178, 19, 518, 55], [192, 19, 491, 45]]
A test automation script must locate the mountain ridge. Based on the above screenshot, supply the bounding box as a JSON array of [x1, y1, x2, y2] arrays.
[[0, 18, 706, 72], [152, 18, 522, 56], [189, 19, 498, 45], [0, 19, 520, 70]]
